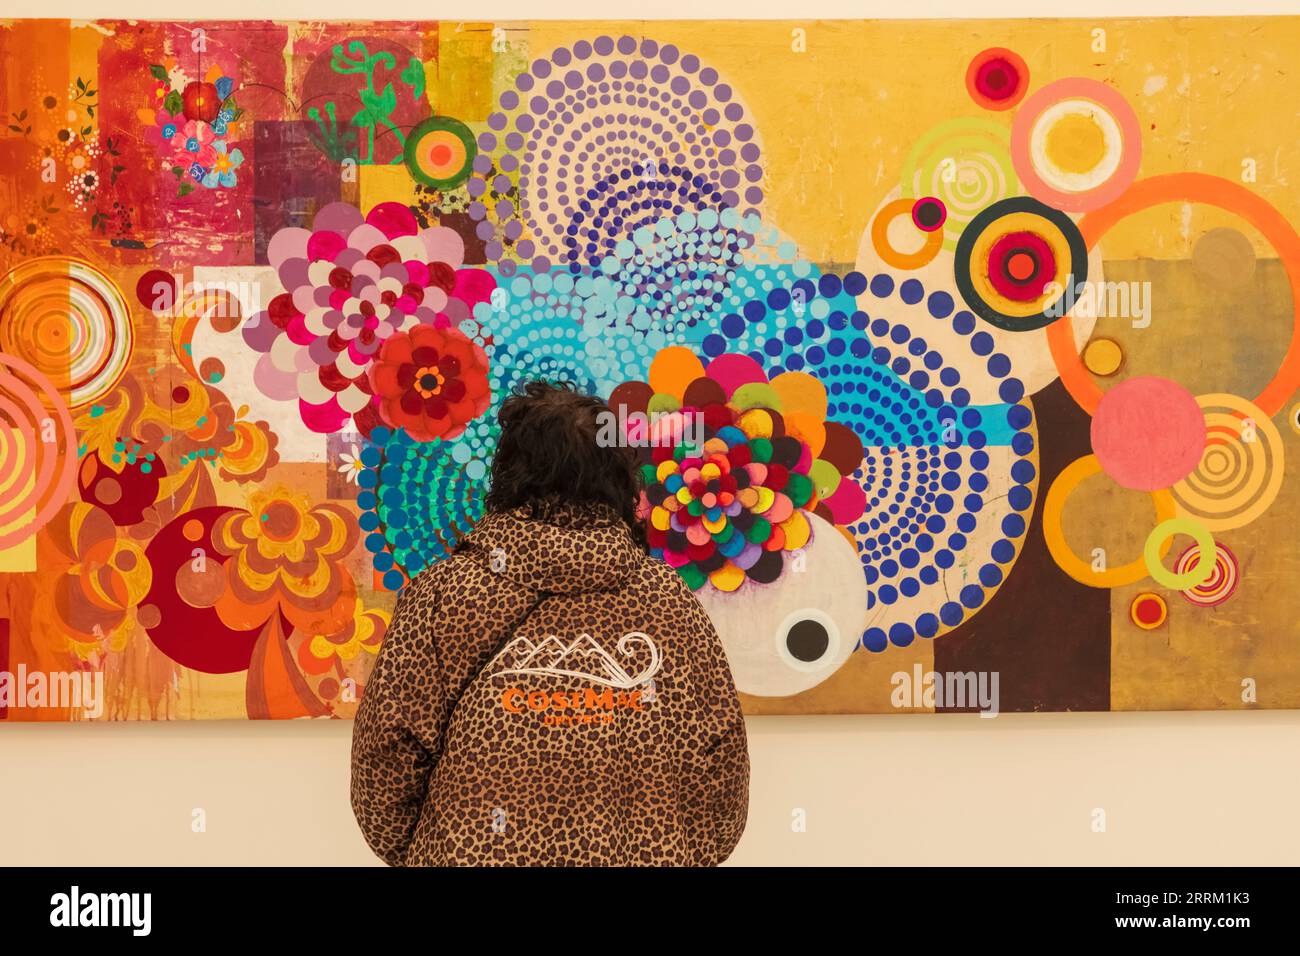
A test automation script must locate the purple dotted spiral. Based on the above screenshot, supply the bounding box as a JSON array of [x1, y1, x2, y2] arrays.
[[468, 35, 764, 276]]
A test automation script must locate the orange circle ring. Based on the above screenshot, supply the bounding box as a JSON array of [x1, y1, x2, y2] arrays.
[[871, 198, 945, 270], [1046, 173, 1300, 417]]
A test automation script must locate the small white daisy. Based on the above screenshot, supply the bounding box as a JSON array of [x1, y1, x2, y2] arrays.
[[339, 444, 364, 484]]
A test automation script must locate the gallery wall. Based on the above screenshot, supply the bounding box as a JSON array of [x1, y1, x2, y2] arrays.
[[2, 0, 1299, 867]]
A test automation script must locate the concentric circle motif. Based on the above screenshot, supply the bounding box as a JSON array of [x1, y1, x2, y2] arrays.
[[488, 206, 795, 392], [871, 198, 944, 270], [954, 196, 1089, 332], [0, 256, 134, 408], [1288, 400, 1300, 435], [900, 117, 1017, 251], [404, 115, 477, 189], [1144, 517, 1215, 590], [1171, 393, 1283, 532], [1130, 592, 1168, 629], [986, 229, 1057, 301], [966, 47, 1029, 111], [1174, 543, 1239, 607], [697, 268, 1040, 652], [1011, 77, 1141, 212], [0, 353, 79, 550], [359, 424, 493, 590], [471, 34, 763, 275]]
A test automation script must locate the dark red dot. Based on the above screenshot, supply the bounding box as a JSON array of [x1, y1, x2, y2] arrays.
[[984, 65, 1009, 92], [135, 269, 177, 314], [977, 59, 1018, 101]]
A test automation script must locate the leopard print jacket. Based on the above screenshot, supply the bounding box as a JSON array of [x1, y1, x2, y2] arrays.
[[350, 502, 750, 866]]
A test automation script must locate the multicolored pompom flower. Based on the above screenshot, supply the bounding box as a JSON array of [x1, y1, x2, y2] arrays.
[[612, 346, 866, 592], [644, 420, 819, 590]]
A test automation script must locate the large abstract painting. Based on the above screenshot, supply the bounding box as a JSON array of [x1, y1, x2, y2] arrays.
[[1, 17, 1298, 719]]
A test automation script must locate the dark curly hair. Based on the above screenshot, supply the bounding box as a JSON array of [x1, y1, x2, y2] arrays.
[[485, 380, 645, 546]]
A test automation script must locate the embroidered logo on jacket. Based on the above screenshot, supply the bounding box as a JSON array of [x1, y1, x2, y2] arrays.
[[500, 686, 646, 725], [489, 631, 661, 689]]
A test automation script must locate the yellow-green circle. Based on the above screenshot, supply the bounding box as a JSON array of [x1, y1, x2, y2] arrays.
[[808, 458, 842, 497], [646, 393, 681, 417], [730, 381, 783, 413], [1144, 518, 1215, 590]]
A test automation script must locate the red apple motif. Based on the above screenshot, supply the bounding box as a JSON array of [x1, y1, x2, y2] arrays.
[[182, 81, 221, 123]]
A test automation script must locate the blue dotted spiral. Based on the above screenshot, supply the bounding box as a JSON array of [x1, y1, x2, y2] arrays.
[[703, 268, 1037, 651]]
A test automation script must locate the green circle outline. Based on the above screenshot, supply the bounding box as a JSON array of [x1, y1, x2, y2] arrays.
[[404, 115, 477, 190], [1144, 518, 1215, 590]]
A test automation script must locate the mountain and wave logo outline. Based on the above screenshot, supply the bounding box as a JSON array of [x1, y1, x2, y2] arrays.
[[489, 632, 661, 689]]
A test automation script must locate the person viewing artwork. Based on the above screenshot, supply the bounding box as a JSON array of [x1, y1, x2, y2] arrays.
[[350, 379, 750, 866]]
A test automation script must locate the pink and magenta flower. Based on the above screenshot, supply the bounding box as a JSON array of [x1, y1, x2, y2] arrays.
[[176, 120, 216, 167], [245, 201, 497, 436]]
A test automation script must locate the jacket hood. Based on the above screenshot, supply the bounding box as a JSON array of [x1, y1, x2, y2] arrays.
[[462, 503, 644, 595]]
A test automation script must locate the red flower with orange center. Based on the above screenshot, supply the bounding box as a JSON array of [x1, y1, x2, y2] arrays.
[[369, 324, 490, 441], [181, 81, 221, 123]]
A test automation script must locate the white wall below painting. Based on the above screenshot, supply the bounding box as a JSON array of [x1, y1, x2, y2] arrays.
[[2, 711, 1297, 866]]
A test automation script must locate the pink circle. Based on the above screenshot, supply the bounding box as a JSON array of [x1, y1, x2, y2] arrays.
[[1091, 376, 1205, 491], [1011, 77, 1142, 213], [705, 353, 766, 397]]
